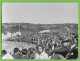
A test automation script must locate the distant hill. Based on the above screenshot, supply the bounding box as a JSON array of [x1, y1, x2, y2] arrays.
[[2, 23, 78, 34]]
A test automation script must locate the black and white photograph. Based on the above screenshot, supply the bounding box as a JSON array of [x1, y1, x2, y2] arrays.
[[2, 3, 78, 59]]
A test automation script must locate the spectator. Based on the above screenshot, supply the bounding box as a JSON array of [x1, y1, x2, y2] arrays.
[[2, 50, 7, 57], [50, 40, 72, 58], [35, 44, 50, 59], [29, 48, 36, 59], [12, 48, 22, 59], [21, 49, 29, 59], [2, 53, 14, 59]]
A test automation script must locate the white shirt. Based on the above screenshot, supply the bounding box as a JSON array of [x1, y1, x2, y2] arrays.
[[52, 45, 55, 50], [35, 51, 49, 59], [2, 53, 14, 59]]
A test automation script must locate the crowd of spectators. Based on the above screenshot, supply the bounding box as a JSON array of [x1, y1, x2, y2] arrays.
[[2, 31, 78, 59]]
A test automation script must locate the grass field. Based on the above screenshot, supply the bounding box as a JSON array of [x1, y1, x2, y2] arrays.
[[2, 41, 34, 54]]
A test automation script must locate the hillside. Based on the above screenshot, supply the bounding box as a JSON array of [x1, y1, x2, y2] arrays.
[[2, 23, 78, 33]]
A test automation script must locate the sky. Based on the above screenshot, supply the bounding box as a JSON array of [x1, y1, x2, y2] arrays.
[[2, 3, 78, 24]]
